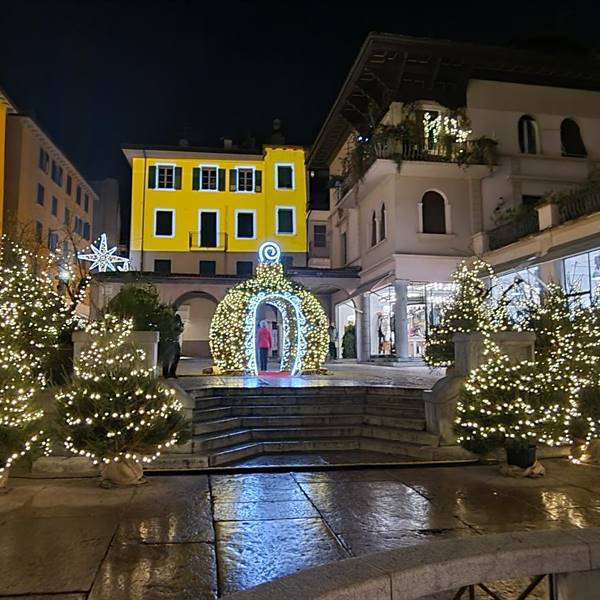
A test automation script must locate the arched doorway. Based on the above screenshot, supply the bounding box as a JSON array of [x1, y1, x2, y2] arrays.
[[173, 291, 219, 358]]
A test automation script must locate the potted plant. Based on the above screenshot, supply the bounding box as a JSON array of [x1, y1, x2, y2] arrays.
[[56, 314, 189, 486]]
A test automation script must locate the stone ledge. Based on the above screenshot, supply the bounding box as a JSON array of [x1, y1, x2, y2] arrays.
[[224, 528, 598, 600]]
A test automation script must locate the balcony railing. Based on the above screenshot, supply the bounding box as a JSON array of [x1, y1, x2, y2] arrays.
[[189, 231, 228, 251], [559, 187, 600, 224], [488, 212, 539, 251]]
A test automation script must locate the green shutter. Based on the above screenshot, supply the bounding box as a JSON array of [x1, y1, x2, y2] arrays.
[[229, 169, 237, 192], [174, 167, 182, 189], [255, 170, 262, 193], [218, 169, 226, 191], [192, 168, 200, 190], [148, 166, 156, 189]]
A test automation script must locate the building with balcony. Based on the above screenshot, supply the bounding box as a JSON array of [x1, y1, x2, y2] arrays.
[[308, 33, 600, 363]]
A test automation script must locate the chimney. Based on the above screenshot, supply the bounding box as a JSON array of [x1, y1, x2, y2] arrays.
[[223, 138, 233, 149]]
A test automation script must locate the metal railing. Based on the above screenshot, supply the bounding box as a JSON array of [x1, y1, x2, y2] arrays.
[[189, 231, 228, 251], [559, 188, 600, 224], [488, 212, 539, 251]]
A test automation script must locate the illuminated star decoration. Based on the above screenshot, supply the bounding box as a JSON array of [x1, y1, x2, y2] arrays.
[[77, 234, 131, 272]]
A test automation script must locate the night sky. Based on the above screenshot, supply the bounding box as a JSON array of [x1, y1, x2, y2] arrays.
[[1, 0, 599, 233]]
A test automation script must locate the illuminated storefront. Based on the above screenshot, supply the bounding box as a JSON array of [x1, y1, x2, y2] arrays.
[[367, 282, 454, 359], [563, 248, 600, 306]]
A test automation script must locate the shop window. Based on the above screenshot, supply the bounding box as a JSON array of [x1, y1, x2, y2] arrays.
[[564, 249, 600, 307], [154, 259, 171, 275], [421, 191, 446, 234], [370, 211, 377, 247], [518, 115, 539, 154], [380, 204, 386, 240], [561, 118, 587, 158]]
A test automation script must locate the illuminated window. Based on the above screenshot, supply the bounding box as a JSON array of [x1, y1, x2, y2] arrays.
[[564, 249, 600, 307]]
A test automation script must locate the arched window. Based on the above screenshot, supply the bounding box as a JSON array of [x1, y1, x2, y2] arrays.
[[379, 204, 386, 241], [561, 118, 587, 158], [421, 191, 446, 234], [518, 115, 539, 154], [370, 211, 377, 247]]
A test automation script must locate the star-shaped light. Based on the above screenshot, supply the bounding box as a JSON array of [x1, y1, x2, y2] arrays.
[[77, 234, 131, 272]]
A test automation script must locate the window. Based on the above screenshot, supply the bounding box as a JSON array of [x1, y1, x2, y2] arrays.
[[47, 230, 59, 251], [236, 261, 253, 276], [380, 204, 386, 241], [341, 231, 347, 265], [235, 210, 255, 239], [518, 115, 539, 154], [51, 196, 58, 216], [370, 211, 377, 247], [51, 161, 63, 186], [84, 194, 89, 212], [35, 221, 43, 242], [83, 222, 91, 240], [38, 148, 49, 173], [154, 259, 172, 275], [561, 118, 587, 158], [36, 184, 45, 206], [421, 191, 446, 234], [276, 207, 295, 234], [564, 249, 600, 307], [199, 260, 216, 276], [74, 216, 82, 236], [313, 224, 327, 248], [154, 209, 175, 237], [66, 175, 72, 195], [201, 166, 217, 191], [237, 168, 254, 192], [157, 165, 175, 189], [76, 186, 82, 205], [198, 210, 218, 248], [276, 164, 294, 189], [64, 207, 70, 227]]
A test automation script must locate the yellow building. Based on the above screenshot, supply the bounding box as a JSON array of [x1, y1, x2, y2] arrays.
[[3, 114, 97, 257], [122, 144, 308, 275], [0, 86, 17, 233]]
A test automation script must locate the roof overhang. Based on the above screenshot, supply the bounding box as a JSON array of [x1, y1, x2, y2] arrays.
[[0, 85, 17, 113], [308, 32, 600, 169]]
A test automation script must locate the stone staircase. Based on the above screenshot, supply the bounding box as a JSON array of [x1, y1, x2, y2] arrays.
[[189, 386, 444, 466]]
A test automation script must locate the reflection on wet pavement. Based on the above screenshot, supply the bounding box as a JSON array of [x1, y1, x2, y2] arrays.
[[2, 459, 600, 598]]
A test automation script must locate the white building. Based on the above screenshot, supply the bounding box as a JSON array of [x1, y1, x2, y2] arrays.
[[308, 33, 600, 363]]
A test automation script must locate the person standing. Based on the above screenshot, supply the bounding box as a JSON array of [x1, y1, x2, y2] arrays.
[[257, 320, 272, 372]]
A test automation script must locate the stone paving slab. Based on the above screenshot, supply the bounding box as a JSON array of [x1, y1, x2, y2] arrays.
[[88, 541, 217, 600], [213, 499, 319, 521], [0, 515, 117, 595]]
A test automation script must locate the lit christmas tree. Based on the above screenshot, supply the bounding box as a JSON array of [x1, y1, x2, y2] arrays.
[[56, 314, 188, 484], [424, 259, 497, 368]]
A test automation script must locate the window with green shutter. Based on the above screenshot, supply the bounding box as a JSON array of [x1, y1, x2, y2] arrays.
[[218, 169, 226, 191], [255, 170, 262, 193], [229, 169, 237, 192], [148, 166, 156, 189], [192, 168, 200, 191]]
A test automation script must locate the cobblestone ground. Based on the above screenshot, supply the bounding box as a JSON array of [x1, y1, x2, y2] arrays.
[[1, 459, 599, 598]]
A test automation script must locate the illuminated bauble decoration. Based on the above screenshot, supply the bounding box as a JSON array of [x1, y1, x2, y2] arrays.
[[209, 242, 328, 375], [77, 233, 131, 272]]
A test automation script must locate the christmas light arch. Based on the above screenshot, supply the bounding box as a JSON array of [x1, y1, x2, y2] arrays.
[[209, 242, 328, 374]]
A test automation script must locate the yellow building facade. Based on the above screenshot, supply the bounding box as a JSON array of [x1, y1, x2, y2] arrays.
[[123, 145, 308, 275]]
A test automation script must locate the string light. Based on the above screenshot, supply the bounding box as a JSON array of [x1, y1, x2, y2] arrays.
[[56, 314, 188, 465], [209, 242, 328, 374]]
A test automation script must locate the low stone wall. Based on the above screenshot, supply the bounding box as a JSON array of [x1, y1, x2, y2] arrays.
[[224, 528, 600, 600]]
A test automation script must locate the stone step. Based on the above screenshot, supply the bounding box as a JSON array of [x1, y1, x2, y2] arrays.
[[190, 386, 422, 399], [194, 395, 422, 410], [193, 424, 437, 452], [193, 403, 424, 421], [194, 416, 242, 434], [359, 437, 434, 460], [362, 414, 425, 431]]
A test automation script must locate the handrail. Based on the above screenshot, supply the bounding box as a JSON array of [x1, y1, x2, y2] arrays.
[[224, 528, 599, 599], [488, 211, 539, 250]]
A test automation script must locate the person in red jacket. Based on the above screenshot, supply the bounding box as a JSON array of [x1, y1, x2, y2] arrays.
[[257, 320, 272, 372]]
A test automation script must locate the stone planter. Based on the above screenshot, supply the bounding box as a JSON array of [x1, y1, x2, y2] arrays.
[[73, 330, 159, 376], [100, 458, 145, 486], [506, 443, 537, 469]]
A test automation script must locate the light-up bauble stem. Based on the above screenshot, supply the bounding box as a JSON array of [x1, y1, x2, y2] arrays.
[[258, 242, 281, 265]]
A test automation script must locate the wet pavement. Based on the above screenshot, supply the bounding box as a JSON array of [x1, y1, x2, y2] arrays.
[[2, 459, 600, 598]]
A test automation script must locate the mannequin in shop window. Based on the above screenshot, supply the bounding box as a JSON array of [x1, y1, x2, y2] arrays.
[[377, 305, 393, 355]]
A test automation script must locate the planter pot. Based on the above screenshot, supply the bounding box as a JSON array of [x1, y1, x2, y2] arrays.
[[100, 458, 144, 486], [506, 443, 537, 469]]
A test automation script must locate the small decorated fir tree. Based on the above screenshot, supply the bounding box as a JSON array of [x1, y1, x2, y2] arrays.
[[425, 259, 497, 368], [56, 314, 188, 484]]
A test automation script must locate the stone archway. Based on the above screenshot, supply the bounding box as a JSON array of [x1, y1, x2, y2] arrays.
[[173, 291, 219, 358]]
